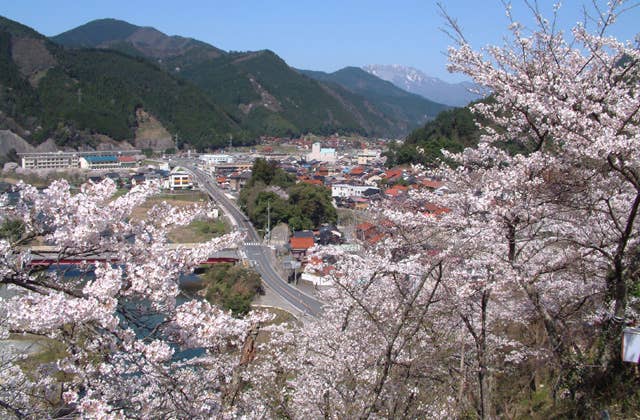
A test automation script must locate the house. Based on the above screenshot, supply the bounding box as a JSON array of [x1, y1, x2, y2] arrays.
[[317, 225, 343, 245], [385, 185, 409, 198], [301, 264, 336, 286], [349, 166, 365, 176], [383, 168, 404, 184], [290, 236, 315, 260], [355, 222, 383, 244], [421, 179, 444, 190], [316, 166, 330, 177], [366, 174, 383, 186], [332, 184, 380, 198], [357, 149, 381, 165], [131, 174, 146, 186], [385, 188, 399, 197], [422, 202, 452, 216], [421, 179, 449, 195], [353, 197, 370, 210], [168, 166, 193, 190], [228, 171, 251, 191]]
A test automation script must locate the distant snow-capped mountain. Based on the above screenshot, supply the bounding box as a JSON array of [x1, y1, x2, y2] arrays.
[[363, 64, 483, 107]]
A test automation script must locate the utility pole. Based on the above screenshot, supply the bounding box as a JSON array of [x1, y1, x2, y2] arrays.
[[266, 199, 271, 245]]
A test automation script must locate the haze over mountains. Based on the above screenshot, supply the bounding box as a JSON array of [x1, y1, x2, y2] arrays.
[[363, 64, 482, 107], [0, 16, 460, 154], [298, 67, 447, 135]]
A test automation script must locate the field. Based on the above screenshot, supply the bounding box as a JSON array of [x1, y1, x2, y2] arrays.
[[131, 191, 228, 243]]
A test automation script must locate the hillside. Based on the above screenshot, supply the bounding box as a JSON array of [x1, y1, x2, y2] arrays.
[[52, 18, 224, 65], [0, 16, 242, 150], [385, 98, 526, 167], [179, 50, 373, 137], [52, 19, 436, 138], [299, 67, 448, 134]]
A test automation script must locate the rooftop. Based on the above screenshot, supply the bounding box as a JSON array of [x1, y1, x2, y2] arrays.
[[84, 155, 118, 163], [290, 236, 315, 250]]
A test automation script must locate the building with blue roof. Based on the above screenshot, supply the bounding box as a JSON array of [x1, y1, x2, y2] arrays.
[[80, 155, 120, 170], [307, 142, 337, 163]]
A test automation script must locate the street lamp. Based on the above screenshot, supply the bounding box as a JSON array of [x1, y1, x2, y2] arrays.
[[266, 199, 271, 245]]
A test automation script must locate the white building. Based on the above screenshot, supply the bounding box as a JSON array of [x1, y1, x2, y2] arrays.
[[307, 142, 337, 163], [357, 149, 381, 165], [301, 271, 334, 287], [21, 151, 80, 170], [20, 150, 140, 170], [331, 184, 380, 198], [79, 155, 120, 170], [167, 166, 193, 190], [200, 154, 234, 165]]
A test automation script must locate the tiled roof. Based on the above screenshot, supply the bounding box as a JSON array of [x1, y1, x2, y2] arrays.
[[422, 179, 444, 189], [423, 202, 452, 215], [290, 236, 315, 250], [356, 222, 375, 231], [384, 168, 403, 178]]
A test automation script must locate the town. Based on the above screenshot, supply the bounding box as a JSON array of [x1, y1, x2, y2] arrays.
[[3, 134, 450, 295]]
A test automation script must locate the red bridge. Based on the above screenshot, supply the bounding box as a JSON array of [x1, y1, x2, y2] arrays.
[[24, 246, 240, 267]]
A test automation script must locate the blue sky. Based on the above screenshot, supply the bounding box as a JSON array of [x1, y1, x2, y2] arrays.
[[2, 1, 639, 82]]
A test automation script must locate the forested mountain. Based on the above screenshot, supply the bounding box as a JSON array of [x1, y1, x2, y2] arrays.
[[0, 15, 455, 153], [176, 50, 368, 137], [299, 67, 449, 134], [52, 18, 225, 68], [52, 19, 445, 139], [384, 106, 481, 167], [0, 16, 241, 150], [385, 98, 527, 167]]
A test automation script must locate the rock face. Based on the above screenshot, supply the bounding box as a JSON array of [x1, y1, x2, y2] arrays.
[[10, 36, 57, 84], [91, 135, 135, 151], [3, 162, 18, 172], [0, 130, 35, 156], [34, 138, 58, 152], [134, 108, 175, 150], [0, 129, 139, 160]]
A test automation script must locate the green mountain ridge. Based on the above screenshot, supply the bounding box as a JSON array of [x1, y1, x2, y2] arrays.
[[298, 67, 449, 133], [0, 15, 454, 153], [0, 15, 241, 150], [52, 18, 225, 64], [51, 18, 447, 139], [52, 19, 139, 48]]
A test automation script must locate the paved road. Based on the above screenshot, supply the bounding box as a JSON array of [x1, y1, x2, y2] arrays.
[[175, 160, 323, 317]]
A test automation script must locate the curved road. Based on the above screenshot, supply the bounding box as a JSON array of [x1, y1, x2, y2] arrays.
[[176, 160, 323, 317]]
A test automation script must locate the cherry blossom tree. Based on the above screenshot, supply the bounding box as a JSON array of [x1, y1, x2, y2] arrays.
[[0, 179, 265, 418], [444, 0, 640, 401], [243, 1, 640, 418], [2, 1, 639, 418]]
